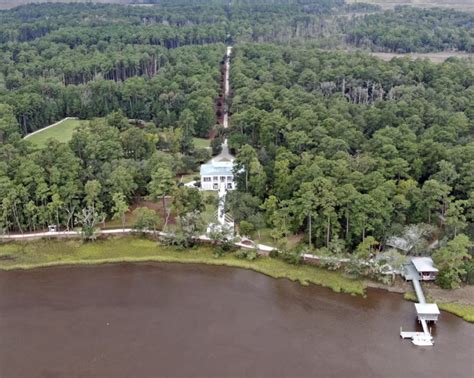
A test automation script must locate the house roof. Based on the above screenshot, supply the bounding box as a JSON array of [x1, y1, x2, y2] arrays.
[[411, 257, 438, 273], [386, 236, 413, 252], [200, 161, 233, 176], [415, 303, 440, 315]]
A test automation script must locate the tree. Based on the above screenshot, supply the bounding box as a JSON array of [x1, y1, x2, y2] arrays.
[[174, 210, 205, 248], [355, 236, 379, 259], [421, 179, 451, 224], [147, 165, 175, 228], [77, 206, 102, 240], [111, 192, 129, 231], [233, 144, 258, 192], [239, 220, 254, 237], [171, 186, 204, 217], [444, 200, 467, 237], [84, 180, 102, 212], [108, 165, 137, 200], [132, 207, 161, 233], [292, 182, 319, 249], [432, 234, 471, 289]]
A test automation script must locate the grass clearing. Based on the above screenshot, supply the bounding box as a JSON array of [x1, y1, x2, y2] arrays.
[[179, 172, 200, 184], [0, 236, 364, 295], [193, 137, 211, 149], [26, 119, 88, 147]]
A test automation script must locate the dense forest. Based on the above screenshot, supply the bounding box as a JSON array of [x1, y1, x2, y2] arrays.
[[0, 1, 472, 135], [226, 43, 473, 251], [345, 7, 474, 52]]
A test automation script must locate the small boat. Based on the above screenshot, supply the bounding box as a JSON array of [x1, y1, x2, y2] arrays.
[[412, 335, 433, 346]]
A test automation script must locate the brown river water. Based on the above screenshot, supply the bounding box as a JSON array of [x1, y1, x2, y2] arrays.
[[0, 263, 473, 378]]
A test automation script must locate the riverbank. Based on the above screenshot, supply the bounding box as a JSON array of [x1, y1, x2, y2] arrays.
[[0, 236, 364, 295], [404, 291, 474, 323], [2, 236, 473, 322]]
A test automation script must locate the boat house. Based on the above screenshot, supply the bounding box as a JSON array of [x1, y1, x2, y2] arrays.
[[411, 257, 438, 281], [415, 303, 440, 323]]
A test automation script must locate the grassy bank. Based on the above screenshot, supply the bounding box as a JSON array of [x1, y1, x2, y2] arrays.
[[26, 119, 88, 147], [0, 236, 364, 295], [404, 292, 474, 323]]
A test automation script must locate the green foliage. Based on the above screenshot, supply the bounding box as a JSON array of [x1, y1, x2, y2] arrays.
[[0, 237, 365, 295], [355, 236, 379, 259], [111, 192, 129, 231], [167, 210, 206, 248], [132, 207, 161, 232], [172, 186, 204, 217], [433, 234, 472, 289], [280, 249, 302, 265], [77, 206, 102, 240], [239, 220, 254, 237], [227, 43, 473, 252], [235, 249, 259, 261], [464, 260, 474, 285], [346, 7, 474, 53]]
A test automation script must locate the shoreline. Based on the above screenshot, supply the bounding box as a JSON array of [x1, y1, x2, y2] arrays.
[[1, 236, 473, 323], [0, 236, 364, 295]]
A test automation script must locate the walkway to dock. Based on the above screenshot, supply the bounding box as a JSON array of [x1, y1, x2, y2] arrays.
[[400, 261, 440, 346]]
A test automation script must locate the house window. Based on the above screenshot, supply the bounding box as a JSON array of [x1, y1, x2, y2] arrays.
[[213, 183, 218, 189], [220, 176, 226, 182], [227, 176, 233, 182], [227, 183, 232, 189], [203, 177, 211, 182], [213, 176, 218, 181]]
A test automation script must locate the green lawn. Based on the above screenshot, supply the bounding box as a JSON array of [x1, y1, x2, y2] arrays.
[[179, 172, 200, 184], [26, 119, 88, 147], [193, 137, 211, 149], [0, 236, 364, 295], [201, 192, 218, 224]]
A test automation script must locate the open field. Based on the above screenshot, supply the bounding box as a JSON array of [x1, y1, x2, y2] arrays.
[[26, 118, 88, 147], [0, 236, 364, 295], [370, 51, 473, 63], [347, 0, 474, 11]]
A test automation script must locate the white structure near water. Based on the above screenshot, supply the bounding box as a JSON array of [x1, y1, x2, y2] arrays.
[[400, 256, 440, 346], [200, 160, 235, 191], [410, 257, 439, 281]]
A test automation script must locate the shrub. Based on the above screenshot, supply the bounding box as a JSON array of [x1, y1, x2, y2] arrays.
[[239, 220, 254, 237], [464, 261, 474, 285], [281, 249, 301, 265], [269, 249, 279, 258], [235, 249, 258, 261]]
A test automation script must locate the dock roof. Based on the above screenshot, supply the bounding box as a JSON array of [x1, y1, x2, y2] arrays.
[[415, 303, 440, 315], [411, 257, 438, 273]]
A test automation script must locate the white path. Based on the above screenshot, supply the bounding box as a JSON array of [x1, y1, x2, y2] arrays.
[[222, 46, 232, 130], [0, 228, 276, 253], [214, 45, 234, 232]]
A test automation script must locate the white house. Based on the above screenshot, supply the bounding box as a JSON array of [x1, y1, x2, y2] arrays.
[[411, 257, 438, 281], [200, 138, 236, 191], [200, 160, 235, 191]]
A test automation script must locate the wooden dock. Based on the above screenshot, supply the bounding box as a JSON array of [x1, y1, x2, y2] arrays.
[[400, 260, 440, 347]]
